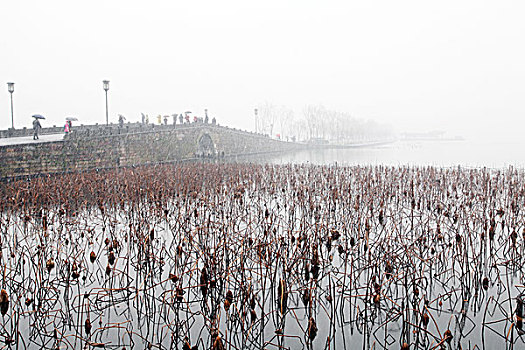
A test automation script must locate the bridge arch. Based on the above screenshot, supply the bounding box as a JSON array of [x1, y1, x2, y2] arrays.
[[197, 133, 216, 157]]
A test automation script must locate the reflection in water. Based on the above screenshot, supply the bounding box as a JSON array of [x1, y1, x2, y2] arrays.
[[233, 140, 525, 168], [0, 163, 524, 349]]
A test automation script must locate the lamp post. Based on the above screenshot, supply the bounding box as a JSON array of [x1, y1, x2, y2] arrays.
[[103, 80, 110, 125], [254, 108, 258, 133], [7, 82, 14, 129]]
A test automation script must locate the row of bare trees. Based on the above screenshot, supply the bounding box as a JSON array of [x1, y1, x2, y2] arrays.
[[255, 103, 394, 143]]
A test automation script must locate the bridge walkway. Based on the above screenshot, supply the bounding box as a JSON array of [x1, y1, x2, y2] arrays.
[[0, 133, 64, 147]]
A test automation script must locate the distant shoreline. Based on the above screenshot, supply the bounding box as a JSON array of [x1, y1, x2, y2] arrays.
[[400, 136, 465, 142]]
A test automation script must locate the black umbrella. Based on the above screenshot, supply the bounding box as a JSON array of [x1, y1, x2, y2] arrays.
[[32, 114, 45, 119]]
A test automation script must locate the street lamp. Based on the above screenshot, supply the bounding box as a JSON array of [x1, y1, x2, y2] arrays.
[[254, 108, 258, 133], [7, 82, 14, 129], [103, 80, 110, 125]]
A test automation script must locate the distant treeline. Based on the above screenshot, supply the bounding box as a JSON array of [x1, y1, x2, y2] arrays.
[[256, 103, 393, 142]]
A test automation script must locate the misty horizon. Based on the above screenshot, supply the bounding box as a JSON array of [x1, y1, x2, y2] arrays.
[[2, 3, 525, 348], [1, 0, 524, 143]]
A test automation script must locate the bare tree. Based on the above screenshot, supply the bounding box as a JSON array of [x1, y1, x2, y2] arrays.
[[258, 102, 393, 143], [257, 102, 279, 137], [303, 105, 318, 139], [276, 106, 294, 140]]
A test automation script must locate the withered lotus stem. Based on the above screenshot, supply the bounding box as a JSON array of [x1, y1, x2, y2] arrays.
[[422, 313, 429, 327], [212, 335, 225, 350], [0, 290, 9, 316], [444, 329, 453, 343], [307, 317, 318, 341], [108, 251, 115, 265], [85, 318, 92, 334], [226, 290, 233, 304], [46, 259, 55, 273], [169, 273, 178, 283]]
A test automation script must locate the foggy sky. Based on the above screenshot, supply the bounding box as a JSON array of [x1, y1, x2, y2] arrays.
[[1, 0, 524, 141]]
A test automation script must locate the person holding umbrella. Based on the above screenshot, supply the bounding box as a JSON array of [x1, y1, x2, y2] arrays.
[[118, 114, 125, 128], [65, 116, 78, 134], [32, 115, 44, 140]]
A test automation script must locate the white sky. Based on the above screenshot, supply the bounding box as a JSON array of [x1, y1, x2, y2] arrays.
[[1, 0, 524, 141]]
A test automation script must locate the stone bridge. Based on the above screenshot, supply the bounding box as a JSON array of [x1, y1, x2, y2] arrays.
[[0, 123, 301, 178]]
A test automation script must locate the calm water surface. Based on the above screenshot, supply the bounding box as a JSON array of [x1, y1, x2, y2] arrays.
[[241, 139, 525, 168], [2, 140, 525, 349]]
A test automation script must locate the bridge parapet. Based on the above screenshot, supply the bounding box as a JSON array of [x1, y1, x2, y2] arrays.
[[0, 123, 300, 178]]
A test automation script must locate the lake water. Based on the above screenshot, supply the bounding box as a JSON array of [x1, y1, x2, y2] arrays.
[[2, 140, 525, 349], [238, 139, 525, 169]]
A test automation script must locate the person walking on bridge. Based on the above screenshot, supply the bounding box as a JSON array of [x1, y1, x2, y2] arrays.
[[64, 120, 71, 134], [32, 118, 42, 140]]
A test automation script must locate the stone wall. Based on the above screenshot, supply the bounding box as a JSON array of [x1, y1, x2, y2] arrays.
[[0, 124, 301, 178]]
